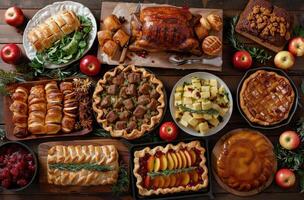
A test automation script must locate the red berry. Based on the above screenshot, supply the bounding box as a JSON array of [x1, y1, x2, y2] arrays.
[[1, 178, 11, 188], [17, 179, 28, 187]]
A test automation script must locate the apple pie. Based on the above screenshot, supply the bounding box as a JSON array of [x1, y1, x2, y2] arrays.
[[240, 70, 295, 126], [214, 129, 276, 192], [133, 141, 208, 196], [92, 65, 165, 140], [47, 144, 119, 186]]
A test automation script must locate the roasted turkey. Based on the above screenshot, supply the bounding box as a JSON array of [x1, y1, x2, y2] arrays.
[[129, 6, 202, 55]]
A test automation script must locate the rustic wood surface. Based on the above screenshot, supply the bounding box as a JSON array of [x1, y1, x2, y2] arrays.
[[0, 0, 303, 200]]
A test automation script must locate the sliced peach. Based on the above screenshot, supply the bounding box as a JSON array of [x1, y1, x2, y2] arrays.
[[144, 175, 151, 188], [190, 171, 199, 183], [175, 173, 182, 187], [160, 154, 168, 171], [158, 176, 165, 188], [163, 175, 171, 188], [167, 153, 174, 170], [147, 156, 155, 172], [169, 175, 177, 188], [189, 149, 197, 165], [153, 176, 160, 188], [179, 151, 187, 168], [184, 150, 192, 167], [171, 152, 178, 169], [175, 152, 183, 169], [181, 172, 190, 186], [154, 157, 161, 172]]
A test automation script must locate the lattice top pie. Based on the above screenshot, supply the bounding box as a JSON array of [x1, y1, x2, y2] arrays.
[[239, 70, 295, 126], [93, 65, 165, 140]]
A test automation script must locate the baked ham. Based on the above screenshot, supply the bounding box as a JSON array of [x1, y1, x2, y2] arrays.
[[129, 6, 201, 55]]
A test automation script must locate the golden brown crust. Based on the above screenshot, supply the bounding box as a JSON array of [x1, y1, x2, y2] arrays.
[[215, 129, 276, 192], [47, 144, 119, 186], [133, 141, 208, 196], [92, 65, 165, 140], [202, 36, 222, 56], [240, 70, 295, 126], [207, 14, 223, 32]]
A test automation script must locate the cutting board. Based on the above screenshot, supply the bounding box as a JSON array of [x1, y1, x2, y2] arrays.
[[38, 139, 130, 193], [4, 79, 91, 141], [98, 2, 223, 71]]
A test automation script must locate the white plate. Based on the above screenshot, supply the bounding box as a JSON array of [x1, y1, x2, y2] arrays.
[[169, 72, 233, 137], [23, 1, 97, 69]]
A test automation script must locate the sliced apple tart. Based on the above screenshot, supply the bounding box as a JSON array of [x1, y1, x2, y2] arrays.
[[133, 141, 208, 196], [47, 144, 119, 186]]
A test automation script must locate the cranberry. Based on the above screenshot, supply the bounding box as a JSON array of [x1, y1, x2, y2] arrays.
[[1, 178, 11, 188], [17, 179, 28, 187]]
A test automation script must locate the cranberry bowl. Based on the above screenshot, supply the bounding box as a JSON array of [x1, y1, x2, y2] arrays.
[[0, 141, 38, 191]]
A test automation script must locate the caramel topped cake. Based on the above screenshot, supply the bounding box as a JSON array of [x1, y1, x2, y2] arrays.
[[215, 129, 276, 192], [236, 0, 292, 50], [240, 70, 295, 126]]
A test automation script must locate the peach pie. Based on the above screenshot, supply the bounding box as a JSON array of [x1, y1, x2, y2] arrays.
[[133, 141, 208, 196]]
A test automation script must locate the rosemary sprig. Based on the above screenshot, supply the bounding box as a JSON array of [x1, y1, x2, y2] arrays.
[[177, 104, 219, 115], [112, 163, 129, 196], [49, 163, 112, 172], [228, 16, 272, 64], [147, 167, 197, 178]]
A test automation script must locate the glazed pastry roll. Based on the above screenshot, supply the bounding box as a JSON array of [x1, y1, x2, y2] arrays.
[[103, 15, 121, 32], [9, 87, 29, 137], [98, 30, 112, 46], [47, 145, 119, 186], [28, 10, 80, 52], [28, 85, 46, 134], [60, 82, 77, 133], [102, 40, 119, 58], [113, 29, 130, 47]]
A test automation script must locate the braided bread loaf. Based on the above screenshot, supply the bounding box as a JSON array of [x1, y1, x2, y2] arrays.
[[47, 145, 119, 186]]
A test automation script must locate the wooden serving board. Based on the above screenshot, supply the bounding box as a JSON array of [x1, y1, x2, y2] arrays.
[[38, 139, 130, 193], [98, 2, 223, 71], [235, 0, 291, 53], [211, 128, 277, 197], [4, 79, 91, 141]]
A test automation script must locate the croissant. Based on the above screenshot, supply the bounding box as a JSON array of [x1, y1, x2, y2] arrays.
[[28, 10, 80, 52], [45, 81, 63, 134], [9, 87, 29, 138], [28, 85, 46, 134], [60, 82, 77, 133]]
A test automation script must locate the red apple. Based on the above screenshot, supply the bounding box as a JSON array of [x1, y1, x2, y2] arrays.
[[279, 130, 301, 150], [274, 51, 295, 70], [232, 50, 252, 70], [79, 55, 101, 76], [288, 37, 304, 57], [275, 168, 296, 189], [0, 44, 22, 64], [5, 7, 25, 27], [159, 122, 178, 142]]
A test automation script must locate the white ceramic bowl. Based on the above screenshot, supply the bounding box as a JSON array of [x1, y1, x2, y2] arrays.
[[169, 72, 233, 137], [23, 1, 97, 69]]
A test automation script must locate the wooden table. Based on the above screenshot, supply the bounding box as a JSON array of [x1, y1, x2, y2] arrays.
[[0, 0, 303, 199]]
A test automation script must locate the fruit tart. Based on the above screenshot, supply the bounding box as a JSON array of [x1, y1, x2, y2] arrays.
[[213, 129, 276, 193], [47, 144, 119, 186], [133, 141, 208, 196], [239, 70, 295, 126], [93, 65, 165, 140]]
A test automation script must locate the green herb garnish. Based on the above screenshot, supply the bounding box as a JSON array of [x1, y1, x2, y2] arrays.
[[228, 16, 272, 64], [112, 163, 129, 196], [147, 167, 197, 178], [49, 163, 112, 172], [177, 104, 219, 115]]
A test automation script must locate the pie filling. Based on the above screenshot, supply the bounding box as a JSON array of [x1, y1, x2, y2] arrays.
[[138, 148, 204, 190]]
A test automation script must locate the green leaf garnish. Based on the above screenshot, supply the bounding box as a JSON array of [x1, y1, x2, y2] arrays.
[[147, 167, 197, 178], [177, 104, 219, 115], [49, 163, 112, 172]]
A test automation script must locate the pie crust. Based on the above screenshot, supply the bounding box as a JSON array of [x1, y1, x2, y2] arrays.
[[215, 129, 276, 192], [240, 70, 295, 126], [47, 144, 119, 186], [93, 65, 165, 140], [133, 141, 208, 196]]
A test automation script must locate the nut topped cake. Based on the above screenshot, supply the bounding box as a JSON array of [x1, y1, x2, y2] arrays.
[[236, 0, 292, 51]]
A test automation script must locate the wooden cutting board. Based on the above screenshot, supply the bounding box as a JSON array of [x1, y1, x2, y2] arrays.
[[211, 128, 277, 196], [4, 79, 91, 141], [38, 139, 130, 193], [98, 2, 223, 71]]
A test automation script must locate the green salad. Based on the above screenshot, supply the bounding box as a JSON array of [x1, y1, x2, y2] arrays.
[[34, 15, 92, 65]]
